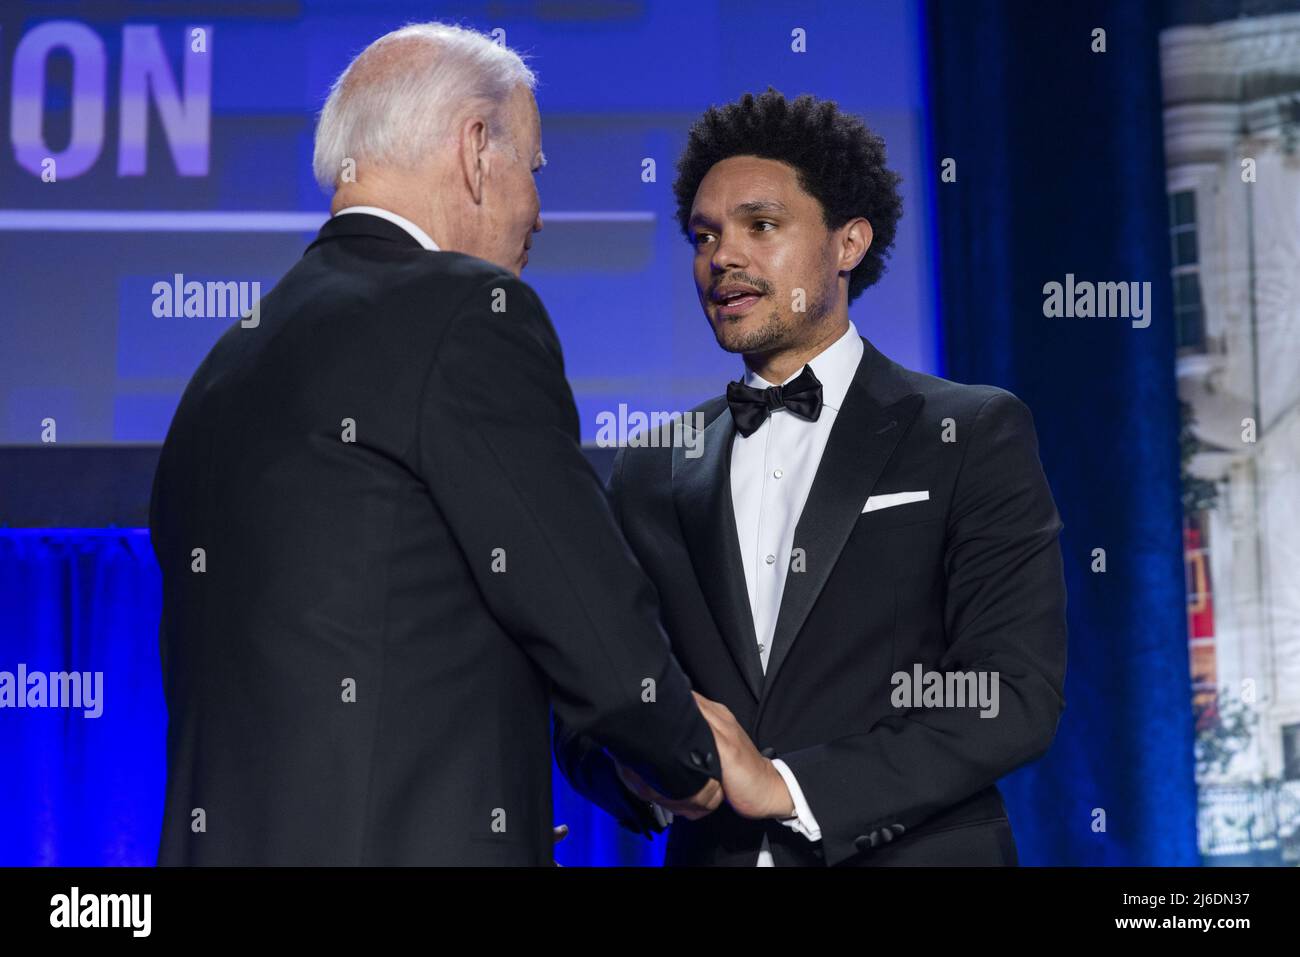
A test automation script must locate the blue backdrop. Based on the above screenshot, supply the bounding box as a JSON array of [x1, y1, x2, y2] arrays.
[[0, 0, 937, 443], [0, 530, 165, 866]]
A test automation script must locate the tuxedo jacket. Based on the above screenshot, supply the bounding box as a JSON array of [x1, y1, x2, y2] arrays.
[[556, 336, 1067, 866], [149, 213, 718, 865]]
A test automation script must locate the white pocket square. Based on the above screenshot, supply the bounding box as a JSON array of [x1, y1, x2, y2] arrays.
[[862, 490, 929, 513]]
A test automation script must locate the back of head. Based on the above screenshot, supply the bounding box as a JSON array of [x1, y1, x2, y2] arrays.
[[312, 22, 536, 191]]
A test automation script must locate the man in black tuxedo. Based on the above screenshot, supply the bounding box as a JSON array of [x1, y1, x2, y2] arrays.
[[149, 22, 721, 866], [557, 90, 1067, 866]]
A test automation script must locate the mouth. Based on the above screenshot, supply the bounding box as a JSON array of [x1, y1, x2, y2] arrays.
[[711, 286, 764, 318]]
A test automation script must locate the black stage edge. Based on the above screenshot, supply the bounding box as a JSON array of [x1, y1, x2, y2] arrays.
[[0, 445, 619, 528], [0, 446, 162, 528], [0, 866, 1290, 941]]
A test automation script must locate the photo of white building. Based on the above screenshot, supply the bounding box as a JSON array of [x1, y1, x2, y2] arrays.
[[1161, 8, 1300, 865]]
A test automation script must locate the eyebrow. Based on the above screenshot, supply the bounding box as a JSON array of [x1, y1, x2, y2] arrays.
[[689, 199, 788, 229], [734, 200, 786, 215]]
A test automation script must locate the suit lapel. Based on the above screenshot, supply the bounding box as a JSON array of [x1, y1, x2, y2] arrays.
[[760, 339, 924, 700], [672, 405, 764, 701]]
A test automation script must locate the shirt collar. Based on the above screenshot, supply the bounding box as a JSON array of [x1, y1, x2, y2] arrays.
[[333, 206, 440, 251], [742, 320, 864, 413]]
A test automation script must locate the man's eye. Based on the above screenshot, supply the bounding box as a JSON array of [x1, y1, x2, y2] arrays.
[[693, 233, 716, 246], [754, 221, 775, 232]]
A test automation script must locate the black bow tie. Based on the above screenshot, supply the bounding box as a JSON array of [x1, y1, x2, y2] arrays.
[[726, 365, 824, 438]]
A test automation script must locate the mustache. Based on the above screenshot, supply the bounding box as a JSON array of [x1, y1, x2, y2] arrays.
[[708, 273, 773, 297]]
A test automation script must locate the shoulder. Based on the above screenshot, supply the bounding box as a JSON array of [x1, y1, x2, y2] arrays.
[[395, 251, 540, 315], [893, 364, 1013, 414], [889, 363, 1035, 434], [890, 374, 1044, 485], [399, 255, 559, 367], [290, 246, 545, 346]]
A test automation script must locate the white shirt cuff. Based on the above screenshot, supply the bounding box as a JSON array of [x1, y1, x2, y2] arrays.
[[650, 803, 673, 828], [771, 758, 821, 842]]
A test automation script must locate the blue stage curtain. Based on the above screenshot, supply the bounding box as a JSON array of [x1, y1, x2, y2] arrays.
[[0, 530, 166, 865], [923, 0, 1198, 864], [552, 764, 665, 867], [0, 528, 652, 866]]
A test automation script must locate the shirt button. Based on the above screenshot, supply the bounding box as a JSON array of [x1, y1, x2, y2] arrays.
[[765, 554, 776, 565], [773, 468, 784, 479]]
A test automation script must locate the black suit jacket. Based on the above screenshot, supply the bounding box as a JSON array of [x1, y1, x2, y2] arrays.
[[149, 213, 718, 865], [557, 336, 1067, 866]]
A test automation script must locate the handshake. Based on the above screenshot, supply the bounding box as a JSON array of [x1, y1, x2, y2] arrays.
[[617, 691, 797, 822]]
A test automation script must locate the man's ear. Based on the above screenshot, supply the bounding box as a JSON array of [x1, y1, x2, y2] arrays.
[[838, 217, 874, 274], [459, 113, 490, 204]]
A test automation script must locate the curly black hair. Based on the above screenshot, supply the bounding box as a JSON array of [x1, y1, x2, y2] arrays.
[[673, 88, 903, 303]]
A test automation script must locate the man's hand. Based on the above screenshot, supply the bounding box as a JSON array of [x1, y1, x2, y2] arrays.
[[692, 691, 795, 820], [614, 761, 723, 821]]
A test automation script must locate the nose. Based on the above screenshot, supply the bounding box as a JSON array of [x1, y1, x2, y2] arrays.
[[533, 212, 543, 233], [710, 230, 746, 273]]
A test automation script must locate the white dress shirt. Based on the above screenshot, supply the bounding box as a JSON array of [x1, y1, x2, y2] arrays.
[[333, 205, 440, 251], [733, 320, 863, 866], [652, 322, 864, 865]]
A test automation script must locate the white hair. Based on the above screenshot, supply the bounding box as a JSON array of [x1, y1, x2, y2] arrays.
[[312, 22, 536, 191]]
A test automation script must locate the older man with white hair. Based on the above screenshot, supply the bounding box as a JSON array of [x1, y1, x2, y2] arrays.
[[150, 22, 721, 866]]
